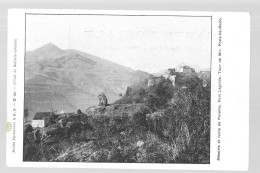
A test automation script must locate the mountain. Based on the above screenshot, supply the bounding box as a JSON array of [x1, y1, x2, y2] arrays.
[[25, 43, 150, 119]]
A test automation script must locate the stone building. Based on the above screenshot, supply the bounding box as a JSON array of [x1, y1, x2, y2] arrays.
[[175, 65, 195, 74], [147, 75, 164, 87], [147, 65, 196, 87]]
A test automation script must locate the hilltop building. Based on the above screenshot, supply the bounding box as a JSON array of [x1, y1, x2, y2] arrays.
[[147, 75, 164, 87], [147, 65, 196, 87], [175, 65, 195, 74], [162, 68, 180, 86]]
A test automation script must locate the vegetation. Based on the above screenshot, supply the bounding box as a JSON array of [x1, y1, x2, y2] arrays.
[[24, 74, 210, 164]]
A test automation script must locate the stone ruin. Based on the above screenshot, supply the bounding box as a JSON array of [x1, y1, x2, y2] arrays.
[[147, 75, 164, 87], [98, 93, 108, 107]]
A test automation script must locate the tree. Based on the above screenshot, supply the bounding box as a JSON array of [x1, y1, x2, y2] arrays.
[[145, 78, 174, 110]]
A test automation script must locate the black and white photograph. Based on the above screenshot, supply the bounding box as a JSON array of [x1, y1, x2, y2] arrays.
[[22, 13, 212, 164]]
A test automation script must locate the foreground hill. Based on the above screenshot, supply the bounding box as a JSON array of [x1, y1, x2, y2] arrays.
[[24, 75, 210, 163], [25, 43, 150, 119]]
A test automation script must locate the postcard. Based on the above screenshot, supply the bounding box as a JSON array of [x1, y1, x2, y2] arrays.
[[6, 9, 249, 170]]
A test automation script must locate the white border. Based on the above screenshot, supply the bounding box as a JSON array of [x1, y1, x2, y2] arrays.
[[6, 9, 250, 170]]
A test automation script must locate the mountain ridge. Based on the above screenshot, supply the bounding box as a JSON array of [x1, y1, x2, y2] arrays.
[[25, 43, 150, 119]]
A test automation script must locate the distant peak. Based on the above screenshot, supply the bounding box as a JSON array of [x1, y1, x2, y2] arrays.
[[46, 42, 55, 46], [33, 42, 64, 54], [41, 42, 60, 49]]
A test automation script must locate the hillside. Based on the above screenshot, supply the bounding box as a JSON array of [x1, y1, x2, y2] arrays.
[[25, 43, 150, 119], [23, 74, 210, 163]]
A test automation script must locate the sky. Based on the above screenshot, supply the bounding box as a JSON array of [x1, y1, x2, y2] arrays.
[[26, 14, 211, 73]]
